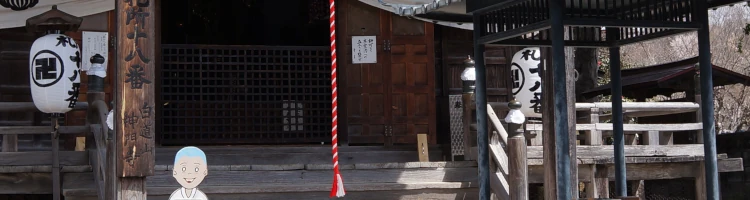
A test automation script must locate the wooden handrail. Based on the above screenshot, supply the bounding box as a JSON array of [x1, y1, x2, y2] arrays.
[[487, 104, 509, 144], [484, 101, 699, 113], [526, 122, 703, 132]]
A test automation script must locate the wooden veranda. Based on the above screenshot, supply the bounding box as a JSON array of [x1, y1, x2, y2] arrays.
[[464, 0, 749, 200]]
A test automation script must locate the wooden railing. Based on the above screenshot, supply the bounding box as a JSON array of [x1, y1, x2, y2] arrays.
[[0, 102, 88, 200], [86, 100, 114, 200]]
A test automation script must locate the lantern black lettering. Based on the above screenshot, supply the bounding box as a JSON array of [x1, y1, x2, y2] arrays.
[[521, 49, 540, 61]]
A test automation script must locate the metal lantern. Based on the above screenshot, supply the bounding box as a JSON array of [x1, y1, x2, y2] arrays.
[[0, 0, 38, 11], [460, 55, 476, 93], [29, 33, 81, 114]]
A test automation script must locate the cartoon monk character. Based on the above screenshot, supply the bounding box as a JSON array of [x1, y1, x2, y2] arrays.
[[169, 146, 209, 200]]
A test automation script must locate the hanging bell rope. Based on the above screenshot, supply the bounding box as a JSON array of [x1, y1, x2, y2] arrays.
[[0, 0, 39, 11], [328, 0, 345, 197]]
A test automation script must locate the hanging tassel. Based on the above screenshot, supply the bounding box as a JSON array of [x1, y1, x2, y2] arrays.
[[329, 0, 345, 198]]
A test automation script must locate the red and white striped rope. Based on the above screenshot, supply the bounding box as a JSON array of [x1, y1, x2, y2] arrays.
[[329, 0, 345, 198]]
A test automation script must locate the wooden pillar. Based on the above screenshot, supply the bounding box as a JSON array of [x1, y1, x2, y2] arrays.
[[115, 0, 157, 199]]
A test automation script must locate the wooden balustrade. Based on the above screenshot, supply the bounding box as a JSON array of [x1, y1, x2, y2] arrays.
[[461, 96, 708, 199]]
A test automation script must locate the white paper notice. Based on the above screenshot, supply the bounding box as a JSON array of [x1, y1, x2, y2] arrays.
[[352, 36, 377, 64], [82, 31, 109, 72]]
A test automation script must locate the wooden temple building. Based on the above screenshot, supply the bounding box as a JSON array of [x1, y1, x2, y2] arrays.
[[0, 0, 745, 199]]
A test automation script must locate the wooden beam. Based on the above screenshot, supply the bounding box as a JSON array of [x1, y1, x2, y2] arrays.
[[0, 173, 52, 194], [2, 134, 17, 152], [596, 123, 702, 132], [527, 158, 743, 183], [0, 126, 88, 135], [526, 123, 702, 132], [564, 19, 701, 30], [526, 144, 706, 158], [0, 102, 88, 112], [477, 21, 551, 44], [0, 151, 89, 166]]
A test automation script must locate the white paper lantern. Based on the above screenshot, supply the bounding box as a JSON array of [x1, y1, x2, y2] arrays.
[[510, 47, 542, 118], [29, 33, 81, 114]]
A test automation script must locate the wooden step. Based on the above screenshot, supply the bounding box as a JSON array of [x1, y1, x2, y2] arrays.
[[62, 163, 479, 199]]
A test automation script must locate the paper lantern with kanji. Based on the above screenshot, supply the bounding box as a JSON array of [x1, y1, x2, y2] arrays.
[[509, 47, 542, 118], [28, 33, 81, 114]]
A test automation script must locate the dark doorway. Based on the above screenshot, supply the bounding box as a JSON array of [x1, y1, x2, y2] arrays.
[[159, 0, 332, 146], [161, 0, 329, 45]]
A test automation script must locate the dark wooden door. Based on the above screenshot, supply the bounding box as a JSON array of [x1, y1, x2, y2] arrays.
[[341, 1, 436, 145], [342, 0, 390, 144], [387, 15, 436, 145]]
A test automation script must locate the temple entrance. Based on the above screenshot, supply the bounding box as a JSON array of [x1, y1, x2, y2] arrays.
[[158, 0, 332, 145]]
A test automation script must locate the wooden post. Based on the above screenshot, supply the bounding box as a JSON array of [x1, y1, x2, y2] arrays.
[[418, 133, 429, 162], [541, 47, 557, 200], [694, 69, 704, 144], [1, 135, 17, 152], [696, 161, 707, 200], [585, 107, 605, 197], [585, 164, 609, 198], [643, 131, 660, 146], [462, 93, 475, 160], [507, 100, 528, 200], [586, 107, 601, 145], [115, 0, 157, 198]]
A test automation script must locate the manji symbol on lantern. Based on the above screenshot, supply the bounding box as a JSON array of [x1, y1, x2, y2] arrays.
[[29, 33, 82, 114], [510, 47, 542, 118]]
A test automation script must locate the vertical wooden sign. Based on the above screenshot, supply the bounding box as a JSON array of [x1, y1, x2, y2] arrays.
[[116, 0, 156, 177]]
